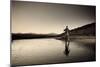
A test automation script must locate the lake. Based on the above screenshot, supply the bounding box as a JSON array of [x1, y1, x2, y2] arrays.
[[11, 38, 95, 66]]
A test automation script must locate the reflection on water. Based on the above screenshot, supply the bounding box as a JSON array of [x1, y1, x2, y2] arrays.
[[11, 38, 95, 66], [64, 40, 70, 56]]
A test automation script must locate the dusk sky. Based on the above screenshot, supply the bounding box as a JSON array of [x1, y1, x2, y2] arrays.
[[11, 1, 96, 34]]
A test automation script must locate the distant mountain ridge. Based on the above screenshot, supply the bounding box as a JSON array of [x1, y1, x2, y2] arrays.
[[12, 22, 96, 40], [70, 22, 96, 36]]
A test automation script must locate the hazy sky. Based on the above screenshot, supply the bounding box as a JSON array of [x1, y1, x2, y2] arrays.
[[11, 1, 96, 34]]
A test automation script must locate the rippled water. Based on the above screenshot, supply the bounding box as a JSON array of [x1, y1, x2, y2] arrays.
[[11, 38, 95, 66]]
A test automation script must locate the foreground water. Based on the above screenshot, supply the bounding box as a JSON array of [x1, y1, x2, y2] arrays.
[[11, 38, 95, 66]]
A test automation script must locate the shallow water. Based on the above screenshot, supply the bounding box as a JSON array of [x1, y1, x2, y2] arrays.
[[11, 38, 95, 66]]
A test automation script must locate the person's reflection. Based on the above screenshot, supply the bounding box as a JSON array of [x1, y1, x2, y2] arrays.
[[64, 26, 70, 56], [64, 40, 70, 56]]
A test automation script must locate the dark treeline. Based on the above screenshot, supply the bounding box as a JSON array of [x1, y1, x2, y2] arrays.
[[12, 33, 61, 40]]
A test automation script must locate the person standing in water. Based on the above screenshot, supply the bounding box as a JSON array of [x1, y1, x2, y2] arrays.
[[64, 26, 70, 43], [64, 26, 70, 56]]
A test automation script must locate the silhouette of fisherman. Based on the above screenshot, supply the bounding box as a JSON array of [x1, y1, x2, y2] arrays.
[[64, 26, 70, 56]]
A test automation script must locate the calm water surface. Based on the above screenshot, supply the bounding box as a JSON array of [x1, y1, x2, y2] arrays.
[[11, 39, 95, 66]]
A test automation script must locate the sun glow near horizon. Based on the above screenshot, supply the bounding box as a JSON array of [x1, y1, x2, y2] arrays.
[[12, 1, 95, 34]]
